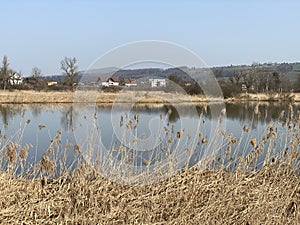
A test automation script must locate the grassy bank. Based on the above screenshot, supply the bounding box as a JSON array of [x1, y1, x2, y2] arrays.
[[0, 90, 217, 104], [1, 90, 299, 104], [228, 93, 300, 102]]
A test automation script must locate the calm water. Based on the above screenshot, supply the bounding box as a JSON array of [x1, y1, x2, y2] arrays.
[[0, 102, 299, 175]]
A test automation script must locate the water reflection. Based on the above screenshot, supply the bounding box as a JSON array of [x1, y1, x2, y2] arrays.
[[0, 104, 23, 127], [0, 102, 299, 176], [226, 102, 293, 123], [1, 102, 298, 127], [61, 105, 76, 131]]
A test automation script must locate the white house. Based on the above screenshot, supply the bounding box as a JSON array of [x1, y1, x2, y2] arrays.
[[149, 78, 166, 87], [241, 84, 247, 92], [9, 73, 23, 85], [100, 77, 120, 87], [108, 77, 120, 86], [241, 83, 255, 92]]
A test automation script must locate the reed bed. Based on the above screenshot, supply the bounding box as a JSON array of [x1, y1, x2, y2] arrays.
[[1, 90, 300, 104], [0, 103, 299, 224], [0, 90, 212, 104], [0, 161, 299, 224]]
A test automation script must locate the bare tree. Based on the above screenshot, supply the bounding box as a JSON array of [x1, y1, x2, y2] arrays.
[[60, 57, 79, 88], [229, 71, 243, 86], [280, 75, 292, 92], [241, 71, 256, 91], [241, 65, 263, 92], [0, 56, 16, 90], [256, 73, 269, 92], [31, 67, 42, 78], [272, 72, 281, 92]]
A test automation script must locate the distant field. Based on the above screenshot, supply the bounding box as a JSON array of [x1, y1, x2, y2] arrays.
[[286, 71, 300, 82], [293, 64, 300, 71]]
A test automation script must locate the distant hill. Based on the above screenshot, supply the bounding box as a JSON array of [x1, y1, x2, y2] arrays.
[[43, 62, 300, 86], [212, 62, 300, 78], [45, 67, 193, 84]]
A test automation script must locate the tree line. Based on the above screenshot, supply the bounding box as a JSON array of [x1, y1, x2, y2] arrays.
[[1, 55, 299, 95], [0, 55, 78, 91]]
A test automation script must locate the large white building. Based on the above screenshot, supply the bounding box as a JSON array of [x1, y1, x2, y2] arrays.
[[149, 78, 166, 87]]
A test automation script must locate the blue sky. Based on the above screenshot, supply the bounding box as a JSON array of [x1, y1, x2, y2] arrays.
[[1, 0, 299, 75]]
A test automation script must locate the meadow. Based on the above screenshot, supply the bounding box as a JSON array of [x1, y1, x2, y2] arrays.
[[0, 103, 299, 224]]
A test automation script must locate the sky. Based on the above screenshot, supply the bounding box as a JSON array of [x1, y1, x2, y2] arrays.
[[1, 0, 300, 76]]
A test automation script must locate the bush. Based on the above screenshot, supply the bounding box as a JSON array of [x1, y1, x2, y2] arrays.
[[101, 86, 122, 92], [219, 81, 241, 98]]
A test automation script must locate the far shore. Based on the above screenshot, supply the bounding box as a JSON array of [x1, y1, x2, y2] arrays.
[[0, 90, 299, 104]]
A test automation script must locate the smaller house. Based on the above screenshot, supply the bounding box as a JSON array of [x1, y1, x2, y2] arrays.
[[241, 83, 255, 92], [241, 84, 247, 92], [149, 78, 166, 87], [124, 78, 137, 87], [47, 81, 58, 86]]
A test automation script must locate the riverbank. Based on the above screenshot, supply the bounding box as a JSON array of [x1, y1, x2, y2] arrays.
[[0, 90, 300, 104], [227, 92, 300, 103], [0, 90, 220, 104]]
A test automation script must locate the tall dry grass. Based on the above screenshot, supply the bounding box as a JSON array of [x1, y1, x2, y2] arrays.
[[0, 90, 213, 104], [0, 104, 299, 224]]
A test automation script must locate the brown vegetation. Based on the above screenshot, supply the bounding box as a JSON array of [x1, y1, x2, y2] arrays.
[[1, 90, 300, 104], [0, 161, 299, 224], [0, 90, 219, 104]]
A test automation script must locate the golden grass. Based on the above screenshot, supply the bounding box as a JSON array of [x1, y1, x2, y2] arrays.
[[0, 90, 75, 103], [229, 93, 300, 102], [0, 90, 213, 104], [1, 90, 300, 104], [0, 163, 299, 224]]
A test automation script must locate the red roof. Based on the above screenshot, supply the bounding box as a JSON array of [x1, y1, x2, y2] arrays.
[[100, 76, 120, 82], [124, 78, 136, 84], [110, 77, 120, 82]]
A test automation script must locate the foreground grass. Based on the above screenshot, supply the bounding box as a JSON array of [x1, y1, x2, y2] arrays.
[[0, 162, 299, 224]]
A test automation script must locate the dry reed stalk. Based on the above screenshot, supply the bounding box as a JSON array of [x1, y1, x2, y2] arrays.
[[0, 161, 299, 224]]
